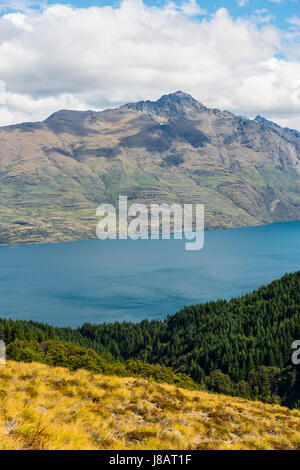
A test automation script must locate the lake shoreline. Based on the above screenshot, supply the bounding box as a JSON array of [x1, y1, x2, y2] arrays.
[[1, 218, 300, 247]]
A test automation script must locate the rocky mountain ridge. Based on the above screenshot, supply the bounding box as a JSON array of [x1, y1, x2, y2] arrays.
[[0, 91, 300, 244]]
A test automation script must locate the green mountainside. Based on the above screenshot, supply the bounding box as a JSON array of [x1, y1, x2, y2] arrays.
[[1, 91, 300, 243]]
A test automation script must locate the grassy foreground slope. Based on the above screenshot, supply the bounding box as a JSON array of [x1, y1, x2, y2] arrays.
[[0, 361, 300, 450]]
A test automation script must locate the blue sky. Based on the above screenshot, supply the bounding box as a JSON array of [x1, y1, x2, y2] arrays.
[[1, 0, 299, 30], [0, 0, 300, 129]]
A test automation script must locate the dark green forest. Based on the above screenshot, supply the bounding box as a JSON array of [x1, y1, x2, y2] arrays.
[[1, 271, 300, 408]]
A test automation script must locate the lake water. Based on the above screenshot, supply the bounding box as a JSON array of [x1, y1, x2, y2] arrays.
[[1, 221, 300, 327]]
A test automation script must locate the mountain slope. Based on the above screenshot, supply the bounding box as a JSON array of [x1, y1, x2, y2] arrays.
[[1, 360, 300, 450], [1, 91, 300, 243]]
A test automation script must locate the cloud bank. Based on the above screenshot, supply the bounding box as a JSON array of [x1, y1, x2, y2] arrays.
[[0, 0, 300, 129]]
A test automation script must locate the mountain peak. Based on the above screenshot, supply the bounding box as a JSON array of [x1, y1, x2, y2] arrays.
[[125, 91, 207, 117], [254, 115, 280, 129], [159, 90, 197, 102]]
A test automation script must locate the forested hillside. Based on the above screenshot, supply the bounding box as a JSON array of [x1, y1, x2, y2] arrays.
[[1, 272, 300, 407]]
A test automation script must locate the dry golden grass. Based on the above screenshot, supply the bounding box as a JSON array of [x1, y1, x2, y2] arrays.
[[0, 360, 299, 450]]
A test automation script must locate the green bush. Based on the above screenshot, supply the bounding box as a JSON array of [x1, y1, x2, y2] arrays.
[[6, 339, 198, 390]]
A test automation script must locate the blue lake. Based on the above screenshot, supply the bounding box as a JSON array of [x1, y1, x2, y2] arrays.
[[1, 221, 300, 327]]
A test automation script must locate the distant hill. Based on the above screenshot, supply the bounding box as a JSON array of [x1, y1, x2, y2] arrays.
[[1, 360, 300, 450], [1, 91, 300, 243]]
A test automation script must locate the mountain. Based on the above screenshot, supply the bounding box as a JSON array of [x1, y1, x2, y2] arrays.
[[2, 360, 300, 449], [1, 91, 300, 244]]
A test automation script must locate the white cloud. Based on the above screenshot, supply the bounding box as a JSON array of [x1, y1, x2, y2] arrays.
[[251, 9, 275, 24], [237, 0, 249, 7], [0, 0, 44, 13], [0, 1, 300, 130], [0, 91, 88, 126], [288, 15, 300, 27], [167, 0, 206, 16]]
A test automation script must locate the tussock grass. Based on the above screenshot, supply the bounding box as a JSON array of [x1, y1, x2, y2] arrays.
[[0, 361, 299, 450]]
